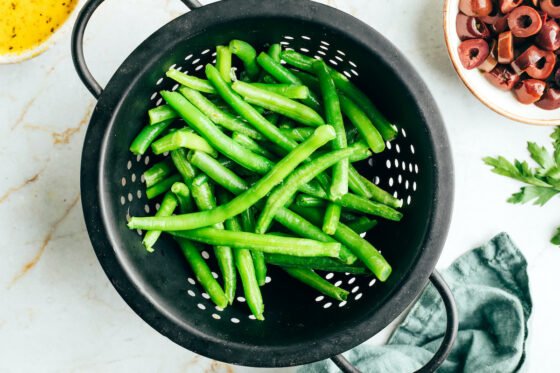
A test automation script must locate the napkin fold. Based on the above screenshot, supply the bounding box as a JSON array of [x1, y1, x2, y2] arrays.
[[303, 233, 532, 373]]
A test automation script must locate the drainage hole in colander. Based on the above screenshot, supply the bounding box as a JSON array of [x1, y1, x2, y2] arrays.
[[187, 290, 195, 297], [323, 302, 332, 309], [325, 273, 334, 280], [197, 303, 206, 310], [355, 293, 363, 300], [339, 301, 347, 308], [201, 250, 210, 259], [202, 293, 210, 299], [369, 279, 377, 287], [187, 277, 196, 285], [348, 277, 356, 285], [231, 318, 240, 324], [334, 280, 342, 287], [237, 296, 246, 303], [315, 296, 324, 302], [212, 313, 221, 320]]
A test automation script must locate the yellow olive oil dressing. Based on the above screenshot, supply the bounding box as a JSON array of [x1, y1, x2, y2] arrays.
[[0, 0, 78, 55]]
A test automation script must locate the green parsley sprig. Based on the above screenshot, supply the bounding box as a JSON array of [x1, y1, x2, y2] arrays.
[[484, 127, 560, 246]]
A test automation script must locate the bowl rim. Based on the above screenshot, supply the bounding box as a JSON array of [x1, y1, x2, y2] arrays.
[[79, 0, 455, 367], [443, 0, 560, 126]]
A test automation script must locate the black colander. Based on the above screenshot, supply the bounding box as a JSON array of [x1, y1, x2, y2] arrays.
[[71, 0, 457, 372]]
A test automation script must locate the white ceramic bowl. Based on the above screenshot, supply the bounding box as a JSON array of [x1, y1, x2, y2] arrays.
[[444, 0, 560, 126]]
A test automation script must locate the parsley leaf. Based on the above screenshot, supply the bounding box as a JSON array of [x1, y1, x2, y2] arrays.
[[484, 127, 560, 246], [553, 227, 560, 246]]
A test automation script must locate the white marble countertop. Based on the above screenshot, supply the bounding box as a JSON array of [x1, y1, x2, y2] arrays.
[[1, 0, 559, 372]]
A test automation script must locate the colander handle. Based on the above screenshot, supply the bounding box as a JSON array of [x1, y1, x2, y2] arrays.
[[71, 0, 203, 98], [331, 271, 458, 373]]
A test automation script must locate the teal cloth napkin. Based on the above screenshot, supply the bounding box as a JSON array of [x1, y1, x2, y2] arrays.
[[302, 233, 532, 373]]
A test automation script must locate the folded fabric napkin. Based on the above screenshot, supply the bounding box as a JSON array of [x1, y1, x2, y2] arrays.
[[302, 233, 532, 373]]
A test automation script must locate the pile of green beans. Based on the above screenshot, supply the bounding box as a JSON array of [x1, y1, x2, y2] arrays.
[[127, 40, 403, 320]]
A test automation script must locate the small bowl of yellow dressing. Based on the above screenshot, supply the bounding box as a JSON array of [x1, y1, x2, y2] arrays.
[[0, 0, 78, 64]]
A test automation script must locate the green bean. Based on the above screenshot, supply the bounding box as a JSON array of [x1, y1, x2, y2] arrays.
[[189, 151, 248, 195], [176, 238, 228, 309], [312, 60, 347, 234], [171, 182, 194, 214], [346, 217, 378, 235], [232, 81, 324, 127], [129, 119, 173, 155], [280, 127, 315, 143], [291, 69, 320, 92], [178, 86, 265, 141], [264, 254, 368, 275], [229, 40, 260, 79], [355, 173, 403, 209], [256, 52, 322, 112], [170, 148, 198, 185], [268, 43, 282, 62], [223, 213, 264, 320], [281, 50, 398, 141], [273, 207, 357, 264], [148, 105, 178, 125], [313, 60, 348, 193], [216, 45, 232, 83], [142, 192, 178, 252], [240, 207, 267, 287], [146, 174, 182, 200], [301, 192, 403, 221], [250, 83, 310, 100], [291, 206, 392, 281], [322, 204, 341, 235], [166, 69, 217, 94], [232, 132, 276, 159], [190, 175, 236, 305], [143, 159, 174, 188], [151, 128, 218, 157], [206, 65, 298, 152], [283, 267, 349, 301], [348, 165, 373, 199], [161, 91, 273, 174], [340, 193, 402, 221], [127, 125, 336, 231], [256, 142, 366, 234], [171, 228, 341, 258], [340, 95, 384, 153], [295, 194, 325, 208]]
